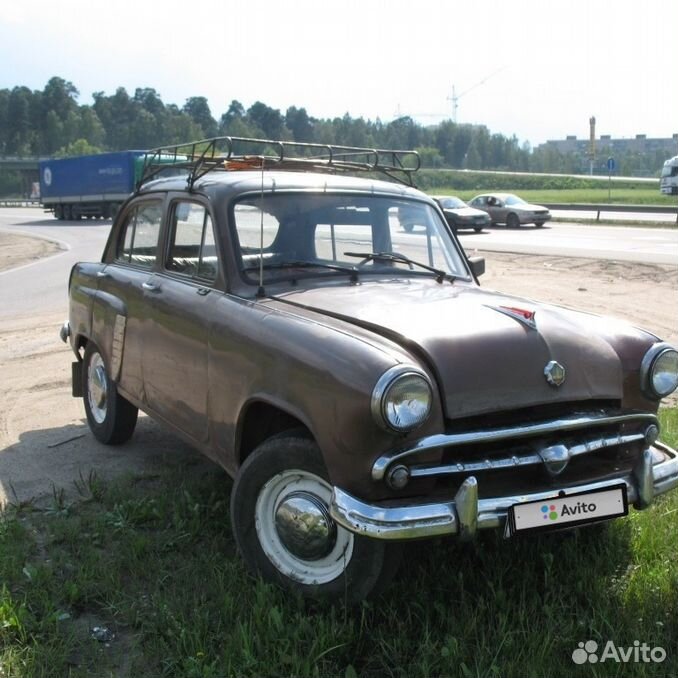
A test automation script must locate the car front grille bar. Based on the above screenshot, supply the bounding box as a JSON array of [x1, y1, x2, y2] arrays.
[[372, 411, 659, 485]]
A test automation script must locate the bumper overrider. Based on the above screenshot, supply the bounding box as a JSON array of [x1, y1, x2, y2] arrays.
[[330, 412, 678, 541]]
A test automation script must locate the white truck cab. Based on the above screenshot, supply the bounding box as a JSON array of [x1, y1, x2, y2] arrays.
[[660, 156, 678, 195]]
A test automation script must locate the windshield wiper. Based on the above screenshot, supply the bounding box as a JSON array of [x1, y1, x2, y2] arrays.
[[243, 260, 359, 282], [343, 251, 454, 284]]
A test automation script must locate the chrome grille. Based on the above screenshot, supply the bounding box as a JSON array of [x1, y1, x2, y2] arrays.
[[373, 410, 658, 493]]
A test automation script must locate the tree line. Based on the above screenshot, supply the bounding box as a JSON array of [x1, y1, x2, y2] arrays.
[[0, 77, 667, 178], [0, 76, 530, 170]]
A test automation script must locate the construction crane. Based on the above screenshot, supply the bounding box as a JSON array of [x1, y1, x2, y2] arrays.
[[448, 68, 505, 123]]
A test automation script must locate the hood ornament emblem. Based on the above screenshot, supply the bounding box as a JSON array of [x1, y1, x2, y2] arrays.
[[488, 305, 537, 330], [539, 444, 571, 476], [544, 360, 566, 387]]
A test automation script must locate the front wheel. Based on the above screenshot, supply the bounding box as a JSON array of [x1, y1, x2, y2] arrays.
[[82, 342, 138, 444], [231, 435, 401, 603], [506, 213, 520, 229]]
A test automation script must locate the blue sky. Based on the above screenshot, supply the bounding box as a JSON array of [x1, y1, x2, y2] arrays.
[[1, 0, 676, 146]]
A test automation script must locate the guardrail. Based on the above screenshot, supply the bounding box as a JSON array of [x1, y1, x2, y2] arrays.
[[0, 199, 41, 207], [543, 203, 678, 225]]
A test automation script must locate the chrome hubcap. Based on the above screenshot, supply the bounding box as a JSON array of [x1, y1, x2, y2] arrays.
[[274, 491, 337, 560], [87, 353, 108, 424], [255, 469, 354, 585]]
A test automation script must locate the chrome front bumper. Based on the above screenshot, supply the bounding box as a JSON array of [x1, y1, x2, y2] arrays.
[[329, 441, 678, 541]]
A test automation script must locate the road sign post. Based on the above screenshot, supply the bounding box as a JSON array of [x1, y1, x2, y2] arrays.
[[607, 157, 615, 201]]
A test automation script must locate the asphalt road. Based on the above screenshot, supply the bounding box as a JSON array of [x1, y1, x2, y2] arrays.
[[456, 221, 678, 265], [550, 208, 677, 224], [0, 207, 677, 320]]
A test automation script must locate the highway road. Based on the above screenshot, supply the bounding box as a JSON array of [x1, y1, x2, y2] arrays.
[[1, 207, 677, 320], [550, 208, 677, 224], [456, 221, 678, 265]]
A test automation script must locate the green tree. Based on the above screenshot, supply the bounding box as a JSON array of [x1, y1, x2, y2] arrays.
[[285, 106, 314, 142], [79, 107, 106, 148], [42, 77, 79, 120], [7, 87, 33, 154], [55, 138, 104, 157], [416, 146, 444, 168], [44, 110, 64, 154], [183, 96, 217, 137], [247, 101, 284, 139], [0, 89, 10, 154]]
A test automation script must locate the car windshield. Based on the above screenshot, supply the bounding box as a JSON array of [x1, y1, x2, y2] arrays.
[[438, 197, 466, 208], [504, 195, 527, 206], [231, 193, 469, 284]]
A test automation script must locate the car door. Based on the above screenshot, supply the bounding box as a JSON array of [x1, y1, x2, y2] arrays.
[[141, 198, 221, 444], [472, 196, 491, 220], [99, 199, 164, 404], [491, 197, 509, 224]]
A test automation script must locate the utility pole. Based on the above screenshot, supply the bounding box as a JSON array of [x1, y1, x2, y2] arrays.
[[588, 116, 596, 175]]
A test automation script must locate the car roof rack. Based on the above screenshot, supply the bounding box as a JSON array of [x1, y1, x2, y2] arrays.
[[137, 136, 421, 190]]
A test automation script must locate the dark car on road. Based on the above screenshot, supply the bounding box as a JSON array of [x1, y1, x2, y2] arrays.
[[61, 137, 678, 602], [432, 195, 491, 232], [469, 192, 551, 228]]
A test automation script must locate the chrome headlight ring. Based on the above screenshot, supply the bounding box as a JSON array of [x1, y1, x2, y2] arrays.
[[641, 343, 678, 399], [371, 365, 433, 433]]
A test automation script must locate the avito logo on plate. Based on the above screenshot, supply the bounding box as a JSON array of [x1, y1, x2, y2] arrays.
[[572, 640, 667, 665]]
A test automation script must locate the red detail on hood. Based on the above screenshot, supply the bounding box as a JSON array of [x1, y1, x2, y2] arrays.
[[500, 306, 535, 321]]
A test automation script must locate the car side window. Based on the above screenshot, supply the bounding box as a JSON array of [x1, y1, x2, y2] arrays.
[[116, 202, 162, 268], [166, 202, 218, 281]]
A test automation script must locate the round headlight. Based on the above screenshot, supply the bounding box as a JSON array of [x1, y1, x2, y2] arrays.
[[372, 367, 433, 433], [642, 344, 678, 399]]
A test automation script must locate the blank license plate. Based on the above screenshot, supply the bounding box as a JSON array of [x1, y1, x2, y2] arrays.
[[508, 485, 628, 535]]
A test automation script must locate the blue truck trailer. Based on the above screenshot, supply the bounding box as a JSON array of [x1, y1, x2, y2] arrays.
[[39, 151, 145, 220]]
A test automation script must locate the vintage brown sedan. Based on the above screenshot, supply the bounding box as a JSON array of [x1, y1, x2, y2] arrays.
[[61, 138, 678, 602]]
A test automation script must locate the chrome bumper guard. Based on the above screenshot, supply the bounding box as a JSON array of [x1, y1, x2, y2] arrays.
[[330, 441, 678, 541], [59, 320, 70, 343]]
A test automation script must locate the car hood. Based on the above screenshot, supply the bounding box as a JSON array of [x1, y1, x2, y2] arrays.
[[270, 280, 651, 419], [511, 203, 549, 212], [445, 206, 488, 218]]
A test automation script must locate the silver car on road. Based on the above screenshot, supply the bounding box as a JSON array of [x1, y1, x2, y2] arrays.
[[469, 193, 551, 228], [432, 196, 491, 233]]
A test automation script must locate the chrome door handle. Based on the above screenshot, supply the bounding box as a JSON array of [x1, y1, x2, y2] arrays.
[[142, 281, 160, 291], [96, 271, 109, 278]]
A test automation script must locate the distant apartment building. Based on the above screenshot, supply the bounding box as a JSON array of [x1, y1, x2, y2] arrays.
[[535, 133, 678, 175], [537, 133, 678, 156]]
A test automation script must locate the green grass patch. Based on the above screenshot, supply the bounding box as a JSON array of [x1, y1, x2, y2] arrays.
[[1, 414, 677, 677]]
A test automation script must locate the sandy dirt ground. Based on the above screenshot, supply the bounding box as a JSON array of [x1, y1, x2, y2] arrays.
[[0, 232, 63, 272], [1, 235, 676, 506]]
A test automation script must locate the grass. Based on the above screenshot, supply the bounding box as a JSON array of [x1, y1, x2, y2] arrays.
[[1, 411, 677, 677]]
